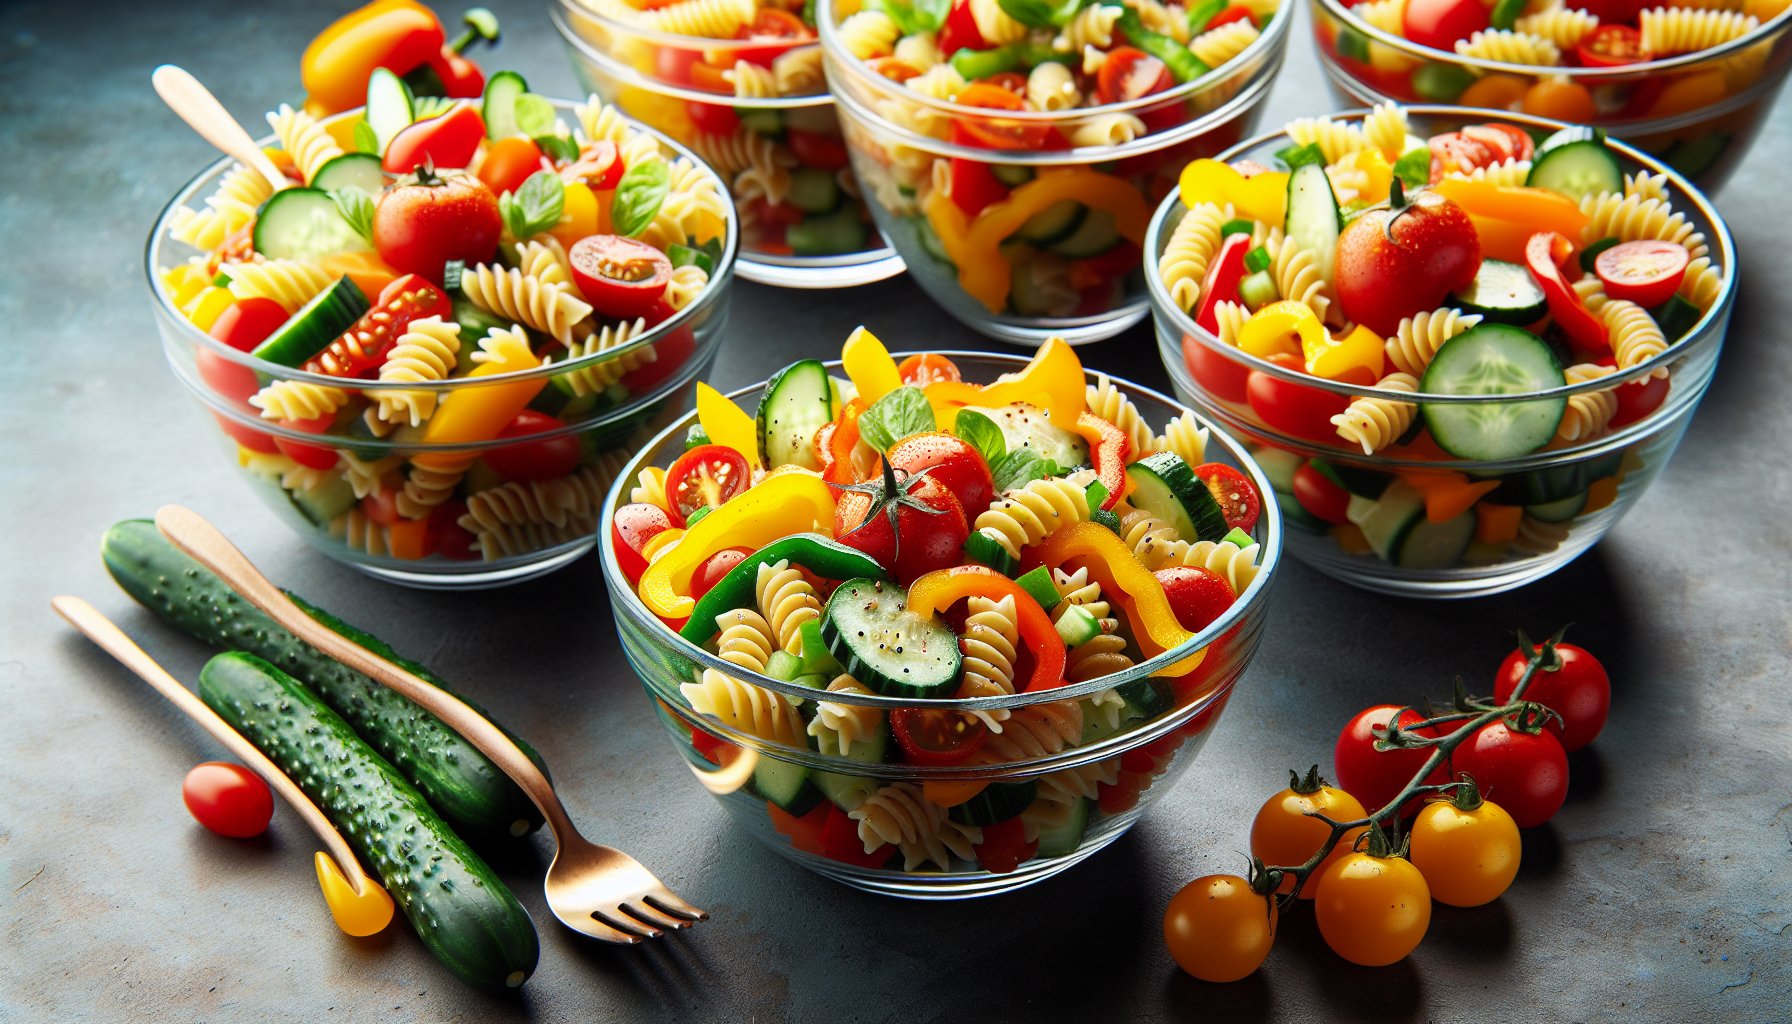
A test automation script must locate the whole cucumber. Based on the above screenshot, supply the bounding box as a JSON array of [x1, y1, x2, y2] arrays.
[[102, 520, 546, 841], [199, 652, 538, 990]]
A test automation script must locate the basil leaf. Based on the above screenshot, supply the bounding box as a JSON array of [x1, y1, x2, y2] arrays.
[[858, 386, 936, 453], [870, 0, 951, 34], [329, 188, 376, 242], [352, 119, 380, 155], [1184, 0, 1225, 34], [668, 243, 714, 276], [535, 133, 579, 163], [611, 159, 671, 238], [801, 0, 818, 27], [953, 409, 1007, 467], [1085, 479, 1110, 510], [500, 169, 566, 240], [998, 0, 1083, 29], [513, 94, 556, 138], [1392, 148, 1431, 192], [991, 449, 1048, 493], [1276, 141, 1326, 170]]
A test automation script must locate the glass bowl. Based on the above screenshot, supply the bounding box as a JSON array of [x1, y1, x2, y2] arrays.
[[147, 98, 736, 589], [553, 0, 906, 288], [819, 0, 1292, 346], [1310, 0, 1792, 193], [597, 352, 1284, 897], [1147, 106, 1736, 598]]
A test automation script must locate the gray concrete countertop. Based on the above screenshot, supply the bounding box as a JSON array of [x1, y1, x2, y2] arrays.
[[3, 1, 1787, 1020]]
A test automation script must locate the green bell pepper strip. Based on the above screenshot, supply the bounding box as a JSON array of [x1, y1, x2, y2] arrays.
[[677, 534, 888, 644], [951, 44, 1023, 81], [1117, 8, 1209, 84]]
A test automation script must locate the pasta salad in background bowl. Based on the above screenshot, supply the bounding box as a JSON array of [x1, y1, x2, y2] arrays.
[[150, 87, 737, 589], [1147, 103, 1735, 597], [1311, 0, 1792, 192], [818, 0, 1292, 344], [553, 0, 908, 287], [599, 335, 1282, 896]]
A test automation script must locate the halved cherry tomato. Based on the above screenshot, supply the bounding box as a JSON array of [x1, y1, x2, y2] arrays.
[[1247, 353, 1353, 444], [898, 353, 962, 385], [1460, 124, 1522, 164], [1154, 566, 1235, 632], [569, 235, 673, 319], [687, 99, 740, 135], [953, 83, 1053, 150], [1428, 131, 1496, 182], [786, 127, 849, 172], [734, 8, 811, 67], [612, 502, 676, 581], [477, 136, 546, 197], [561, 140, 623, 191], [949, 156, 1010, 216], [666, 444, 751, 526], [692, 546, 754, 600], [984, 70, 1029, 95], [427, 498, 478, 560], [892, 707, 988, 765], [1194, 463, 1260, 532], [274, 412, 341, 470], [200, 297, 289, 402], [1206, 6, 1256, 29], [1609, 372, 1671, 427], [1594, 240, 1689, 307], [1292, 462, 1352, 524], [1578, 24, 1646, 68], [1098, 47, 1174, 105], [382, 104, 486, 173], [1476, 123, 1535, 163], [866, 56, 924, 81], [1402, 0, 1488, 51], [974, 817, 1038, 874], [484, 410, 582, 482], [182, 762, 273, 838]]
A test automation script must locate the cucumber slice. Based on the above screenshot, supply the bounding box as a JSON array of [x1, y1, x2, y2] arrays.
[[249, 276, 370, 367], [949, 781, 1036, 826], [1526, 139, 1622, 204], [252, 187, 372, 262], [365, 67, 415, 155], [1451, 259, 1548, 325], [785, 167, 841, 214], [1034, 797, 1091, 857], [786, 205, 866, 256], [737, 108, 783, 136], [310, 153, 388, 197], [964, 404, 1087, 469], [1251, 445, 1303, 494], [756, 359, 832, 470], [481, 70, 529, 140], [1310, 458, 1391, 499], [1525, 490, 1587, 522], [821, 579, 962, 699], [754, 755, 824, 816], [1285, 161, 1341, 284], [1395, 508, 1477, 569], [1653, 294, 1703, 342], [798, 619, 844, 677], [812, 721, 889, 811], [288, 472, 356, 526], [1016, 200, 1085, 247], [1126, 452, 1229, 544], [1419, 324, 1567, 461], [1113, 679, 1172, 719], [1014, 565, 1061, 610], [1475, 462, 1588, 506], [1346, 479, 1426, 560], [1048, 207, 1121, 258], [991, 163, 1035, 187], [1055, 604, 1102, 647], [962, 532, 1019, 576], [1237, 269, 1278, 308]]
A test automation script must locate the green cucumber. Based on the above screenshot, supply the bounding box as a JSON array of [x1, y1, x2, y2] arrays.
[[785, 167, 841, 214], [310, 152, 388, 196], [736, 108, 783, 136], [1276, 489, 1330, 535], [365, 67, 416, 155], [1451, 258, 1548, 325], [199, 652, 538, 990], [1579, 237, 1620, 272], [101, 521, 548, 841], [1653, 294, 1703, 342], [1419, 324, 1567, 461], [1034, 796, 1091, 857], [786, 205, 867, 256], [481, 70, 529, 140], [1014, 565, 1061, 611], [1126, 452, 1230, 544], [288, 472, 356, 526], [1113, 678, 1172, 719], [757, 359, 833, 470], [991, 164, 1035, 188], [753, 754, 824, 816], [1237, 269, 1278, 308], [1016, 200, 1085, 247], [1525, 490, 1587, 522], [249, 275, 369, 368], [798, 619, 845, 677], [1346, 479, 1425, 560], [1285, 161, 1341, 284], [812, 720, 889, 811], [1048, 207, 1122, 259], [1394, 508, 1476, 569], [1055, 604, 1102, 647], [1251, 445, 1303, 494], [949, 781, 1037, 826], [252, 186, 372, 262], [821, 578, 961, 699], [1309, 458, 1390, 499], [962, 532, 1019, 576], [1526, 139, 1622, 204]]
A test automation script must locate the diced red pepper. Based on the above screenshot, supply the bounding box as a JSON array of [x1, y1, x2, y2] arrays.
[[1193, 233, 1252, 337], [1525, 231, 1608, 353], [818, 804, 894, 867], [949, 157, 1009, 217], [973, 817, 1038, 874], [937, 0, 986, 56], [768, 800, 830, 856], [1076, 411, 1130, 511]]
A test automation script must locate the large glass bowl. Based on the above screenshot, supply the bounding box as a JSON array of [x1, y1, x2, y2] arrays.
[[147, 98, 736, 589], [1310, 0, 1792, 192], [1148, 107, 1735, 598], [554, 0, 906, 288], [598, 352, 1284, 897], [820, 0, 1292, 346]]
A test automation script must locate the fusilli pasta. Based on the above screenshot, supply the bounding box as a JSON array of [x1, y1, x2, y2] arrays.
[[250, 380, 348, 421], [1639, 6, 1757, 55], [641, 0, 754, 37], [1189, 19, 1260, 66], [712, 608, 778, 673], [1157, 410, 1210, 467], [1070, 113, 1148, 147], [969, 0, 1029, 44], [807, 675, 883, 757], [973, 477, 1093, 560], [1602, 298, 1670, 376], [1086, 373, 1160, 457], [550, 317, 650, 395], [267, 104, 343, 184], [1361, 101, 1409, 160], [850, 782, 981, 870], [957, 594, 1019, 731], [1385, 307, 1483, 376], [1514, 6, 1601, 47], [171, 165, 274, 249], [1557, 363, 1619, 441], [461, 262, 594, 344], [1331, 372, 1419, 454], [1455, 29, 1563, 63], [375, 315, 461, 426], [837, 10, 901, 59], [1285, 115, 1368, 165], [1578, 191, 1708, 258], [226, 259, 332, 311], [755, 559, 821, 654], [680, 668, 805, 746], [1026, 60, 1081, 111], [1055, 3, 1121, 51], [1159, 202, 1228, 312]]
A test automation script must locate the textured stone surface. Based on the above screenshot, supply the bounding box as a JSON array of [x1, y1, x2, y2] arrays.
[[2, 1, 1788, 1020]]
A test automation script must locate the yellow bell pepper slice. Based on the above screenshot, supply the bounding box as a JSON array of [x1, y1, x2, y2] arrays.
[[924, 337, 1088, 431], [414, 328, 545, 470], [1304, 323, 1385, 383], [841, 326, 903, 406], [696, 382, 762, 470], [1238, 301, 1323, 360], [643, 528, 685, 563], [637, 473, 837, 619], [1178, 159, 1289, 227], [549, 182, 600, 250], [1475, 502, 1522, 544], [183, 287, 236, 331], [1344, 148, 1394, 206], [1582, 475, 1619, 515], [1403, 471, 1502, 524], [1431, 179, 1590, 261], [1029, 522, 1204, 677]]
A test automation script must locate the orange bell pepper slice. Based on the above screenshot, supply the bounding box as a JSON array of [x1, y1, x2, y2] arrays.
[[1431, 179, 1590, 263], [1026, 522, 1204, 677], [301, 0, 445, 116], [1403, 471, 1502, 524], [924, 337, 1087, 432], [1475, 502, 1523, 544], [412, 328, 544, 470], [1071, 411, 1131, 509], [906, 565, 1067, 692]]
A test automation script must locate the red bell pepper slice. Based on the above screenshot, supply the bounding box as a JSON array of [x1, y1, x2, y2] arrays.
[[1193, 233, 1251, 337], [1076, 411, 1130, 510], [1526, 231, 1608, 353], [768, 800, 830, 856], [973, 817, 1038, 874], [949, 157, 1010, 217], [818, 804, 894, 867], [937, 0, 986, 57], [905, 564, 1067, 691]]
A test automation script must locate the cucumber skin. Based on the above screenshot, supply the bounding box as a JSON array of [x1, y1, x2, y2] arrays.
[[101, 520, 547, 842], [199, 653, 538, 991]]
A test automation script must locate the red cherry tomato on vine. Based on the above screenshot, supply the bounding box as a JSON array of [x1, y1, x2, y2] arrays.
[[484, 410, 581, 482], [1292, 462, 1352, 525], [182, 762, 273, 838], [836, 474, 969, 584], [1247, 353, 1354, 444], [1154, 566, 1235, 632], [1163, 874, 1277, 982], [1401, 0, 1487, 51], [477, 137, 547, 197], [1334, 705, 1448, 816], [886, 432, 995, 521], [666, 444, 751, 526], [890, 707, 987, 765], [611, 502, 675, 581], [692, 547, 753, 600], [372, 169, 502, 283], [1097, 47, 1174, 105], [1194, 463, 1260, 532], [1314, 851, 1431, 966], [1595, 240, 1689, 307], [1493, 642, 1610, 751], [1451, 720, 1569, 827], [382, 104, 487, 173]]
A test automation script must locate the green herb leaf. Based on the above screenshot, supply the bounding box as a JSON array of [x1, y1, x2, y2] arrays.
[[513, 94, 556, 138], [500, 169, 565, 240], [329, 188, 376, 241], [1276, 141, 1326, 170], [535, 133, 578, 163], [953, 409, 1008, 467], [352, 119, 380, 154], [668, 243, 714, 276], [1184, 0, 1226, 34], [869, 0, 952, 34], [858, 386, 936, 453], [1392, 147, 1431, 192], [997, 0, 1083, 29], [611, 159, 671, 238], [1084, 479, 1110, 510], [991, 449, 1048, 492], [801, 0, 818, 27]]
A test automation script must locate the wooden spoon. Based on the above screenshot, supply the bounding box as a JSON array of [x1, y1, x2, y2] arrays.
[[151, 64, 289, 193]]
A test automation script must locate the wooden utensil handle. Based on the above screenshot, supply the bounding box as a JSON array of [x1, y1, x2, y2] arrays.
[[52, 595, 374, 894], [151, 65, 286, 192], [153, 506, 580, 840]]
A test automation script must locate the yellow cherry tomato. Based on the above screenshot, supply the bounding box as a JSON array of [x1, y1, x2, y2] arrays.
[[549, 181, 600, 249], [1522, 77, 1596, 123], [1314, 851, 1432, 966], [1249, 776, 1367, 898], [1409, 797, 1522, 907], [1163, 874, 1278, 983], [1459, 73, 1530, 112]]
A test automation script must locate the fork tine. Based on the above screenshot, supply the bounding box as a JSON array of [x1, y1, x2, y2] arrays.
[[593, 907, 665, 940], [569, 914, 647, 945], [622, 900, 694, 932], [643, 889, 709, 922]]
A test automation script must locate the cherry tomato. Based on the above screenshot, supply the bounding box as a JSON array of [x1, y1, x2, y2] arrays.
[[382, 104, 487, 174], [1522, 77, 1597, 122], [865, 56, 925, 82], [948, 156, 1009, 216], [953, 83, 1053, 150], [612, 502, 676, 581], [361, 486, 402, 526], [891, 707, 988, 765], [1292, 462, 1352, 525], [818, 803, 896, 867], [1578, 23, 1647, 67], [973, 817, 1038, 874], [1579, 0, 1647, 23], [1250, 779, 1367, 897], [562, 140, 623, 191], [1205, 6, 1255, 29], [1247, 353, 1354, 444], [1410, 796, 1522, 906], [199, 297, 289, 402], [426, 498, 478, 561], [692, 546, 753, 600], [569, 234, 673, 320], [1334, 705, 1448, 816], [1163, 874, 1277, 982], [836, 473, 969, 584], [372, 168, 501, 284], [1595, 240, 1689, 307], [887, 432, 996, 521], [1610, 372, 1670, 427], [1194, 463, 1260, 532], [786, 127, 849, 173], [182, 762, 273, 838], [477, 137, 547, 197], [983, 70, 1029, 95], [1402, 0, 1487, 51], [937, 0, 987, 56], [274, 412, 341, 470], [1098, 47, 1175, 105], [1494, 641, 1610, 752], [687, 99, 740, 136], [1314, 851, 1431, 966], [482, 410, 582, 482], [1154, 566, 1235, 632], [1476, 122, 1535, 163], [1452, 720, 1569, 827], [1336, 189, 1481, 337], [667, 444, 751, 525], [1428, 131, 1496, 183], [898, 353, 962, 386], [305, 275, 451, 377], [1184, 332, 1252, 403]]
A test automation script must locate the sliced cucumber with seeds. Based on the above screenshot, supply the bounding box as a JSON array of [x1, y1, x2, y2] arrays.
[[1055, 604, 1102, 647], [1126, 452, 1230, 544], [756, 359, 832, 470], [1395, 509, 1477, 569], [1527, 139, 1622, 204], [252, 187, 371, 262], [1016, 200, 1085, 247], [310, 152, 388, 196], [481, 70, 529, 140], [1525, 490, 1587, 522], [821, 579, 962, 699], [754, 755, 824, 816], [1285, 161, 1341, 283], [949, 781, 1037, 826], [250, 275, 370, 367], [1035, 797, 1091, 857], [365, 67, 415, 155], [812, 721, 889, 811], [1419, 324, 1567, 461], [1048, 206, 1121, 258], [1251, 445, 1304, 493], [1451, 258, 1548, 325]]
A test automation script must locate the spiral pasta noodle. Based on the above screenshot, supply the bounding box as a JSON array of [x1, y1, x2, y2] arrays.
[[710, 608, 779, 674], [375, 315, 461, 426], [1455, 29, 1563, 63], [226, 259, 333, 312], [1036, 759, 1120, 804], [267, 104, 343, 184], [641, 0, 754, 37], [755, 559, 821, 654], [460, 476, 588, 536], [1448, 157, 1533, 186], [1189, 19, 1260, 66], [396, 462, 465, 520], [468, 520, 588, 560], [726, 60, 778, 98], [1178, 538, 1262, 594], [1284, 115, 1368, 165], [1353, 0, 1407, 32], [894, 31, 943, 70], [1210, 300, 1249, 348], [973, 477, 1093, 560], [807, 674, 883, 757], [1264, 232, 1332, 322], [1159, 202, 1229, 312], [1602, 298, 1670, 377], [1514, 6, 1601, 47], [551, 317, 650, 395], [1132, 0, 1188, 40], [1070, 113, 1148, 147], [250, 380, 348, 421], [680, 668, 805, 746], [688, 126, 792, 184], [1677, 255, 1724, 311], [1157, 410, 1210, 469], [1639, 6, 1757, 55], [1331, 372, 1419, 454], [1055, 3, 1121, 51], [330, 509, 391, 557], [1026, 60, 1081, 112], [975, 702, 1083, 762], [338, 451, 401, 499], [1385, 307, 1483, 376], [968, 0, 1028, 44], [514, 237, 576, 292], [462, 262, 594, 345], [850, 782, 981, 870], [1578, 191, 1708, 258], [1557, 363, 1620, 441], [1624, 170, 1671, 203], [666, 264, 709, 311], [171, 165, 274, 249], [772, 45, 825, 95], [576, 93, 631, 148], [957, 594, 1020, 731], [1119, 508, 1194, 569], [837, 10, 901, 59], [1085, 374, 1159, 458], [1511, 515, 1573, 555], [1061, 627, 1132, 683], [663, 157, 729, 242], [1361, 101, 1409, 160]]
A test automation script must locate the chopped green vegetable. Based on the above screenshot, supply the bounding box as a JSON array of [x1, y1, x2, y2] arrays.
[[498, 170, 564, 240], [857, 386, 936, 453], [610, 159, 670, 238], [1014, 565, 1062, 610], [668, 243, 715, 276], [1392, 147, 1432, 191], [1222, 526, 1255, 549], [953, 409, 1008, 468], [1219, 218, 1254, 238], [1276, 142, 1326, 170], [512, 94, 555, 138]]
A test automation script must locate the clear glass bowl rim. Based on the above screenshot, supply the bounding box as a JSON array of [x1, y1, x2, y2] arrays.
[[1314, 0, 1792, 79], [599, 351, 1285, 720], [144, 96, 740, 401]]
